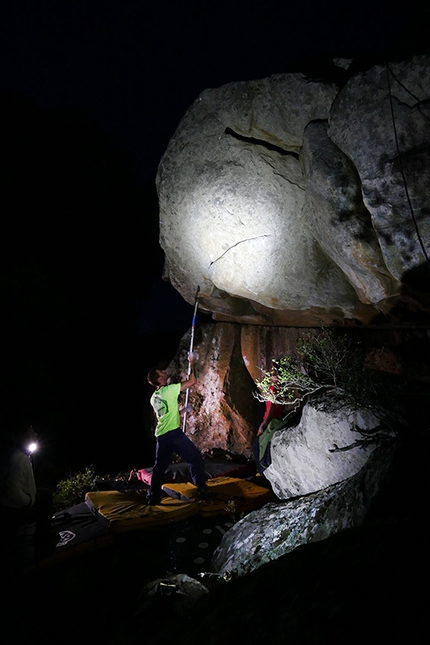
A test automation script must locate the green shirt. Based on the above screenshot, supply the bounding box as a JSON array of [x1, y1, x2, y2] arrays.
[[150, 382, 181, 437]]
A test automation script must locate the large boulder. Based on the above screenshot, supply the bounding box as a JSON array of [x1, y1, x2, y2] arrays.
[[264, 391, 396, 499], [211, 436, 398, 577], [156, 54, 430, 326]]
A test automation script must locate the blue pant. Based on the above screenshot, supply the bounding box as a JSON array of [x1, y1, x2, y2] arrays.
[[148, 428, 207, 503]]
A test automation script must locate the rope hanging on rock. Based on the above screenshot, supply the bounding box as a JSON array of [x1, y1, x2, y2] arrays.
[[386, 63, 430, 268]]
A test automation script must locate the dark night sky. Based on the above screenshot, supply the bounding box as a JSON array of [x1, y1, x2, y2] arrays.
[[1, 1, 429, 478]]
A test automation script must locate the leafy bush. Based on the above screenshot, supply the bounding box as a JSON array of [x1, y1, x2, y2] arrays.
[[298, 329, 374, 399], [53, 465, 97, 511], [255, 328, 401, 419], [254, 355, 323, 408]]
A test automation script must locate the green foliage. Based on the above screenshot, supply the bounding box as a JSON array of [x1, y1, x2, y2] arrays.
[[255, 328, 399, 416], [255, 355, 322, 408], [298, 329, 368, 392], [53, 465, 97, 511]]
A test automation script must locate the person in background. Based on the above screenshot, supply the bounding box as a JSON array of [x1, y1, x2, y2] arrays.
[[257, 399, 287, 437], [0, 424, 54, 561], [253, 374, 287, 476], [146, 356, 212, 505], [256, 375, 286, 437]]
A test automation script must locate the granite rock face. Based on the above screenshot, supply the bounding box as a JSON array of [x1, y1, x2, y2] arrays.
[[157, 54, 430, 326], [264, 391, 396, 499], [328, 56, 430, 283], [163, 322, 418, 460], [166, 321, 262, 457], [211, 436, 398, 577]]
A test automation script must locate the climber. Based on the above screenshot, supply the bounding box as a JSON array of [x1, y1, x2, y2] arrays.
[[146, 354, 213, 505]]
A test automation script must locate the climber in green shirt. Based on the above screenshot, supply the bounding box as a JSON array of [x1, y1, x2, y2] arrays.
[[146, 359, 211, 504]]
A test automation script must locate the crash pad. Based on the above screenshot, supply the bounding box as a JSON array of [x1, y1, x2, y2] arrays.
[[52, 501, 114, 556], [85, 489, 198, 532], [132, 459, 255, 486], [11, 502, 114, 573], [85, 477, 274, 532], [162, 476, 275, 517]]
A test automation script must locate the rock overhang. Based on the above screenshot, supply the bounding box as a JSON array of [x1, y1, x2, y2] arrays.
[[156, 55, 430, 328]]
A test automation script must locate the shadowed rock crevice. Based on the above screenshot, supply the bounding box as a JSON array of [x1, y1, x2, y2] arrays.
[[224, 126, 300, 158]]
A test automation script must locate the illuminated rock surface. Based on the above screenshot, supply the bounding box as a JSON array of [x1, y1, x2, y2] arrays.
[[264, 391, 396, 499], [211, 436, 397, 577], [166, 322, 418, 462], [157, 54, 430, 326], [166, 321, 261, 456]]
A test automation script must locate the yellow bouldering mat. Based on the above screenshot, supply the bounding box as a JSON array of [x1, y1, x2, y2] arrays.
[[85, 478, 275, 532], [85, 490, 198, 532], [162, 476, 275, 517]]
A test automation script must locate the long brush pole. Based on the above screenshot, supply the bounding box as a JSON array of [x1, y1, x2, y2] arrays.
[[182, 285, 200, 432]]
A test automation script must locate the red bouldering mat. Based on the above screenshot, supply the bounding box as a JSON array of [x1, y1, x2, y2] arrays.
[[132, 459, 255, 486]]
